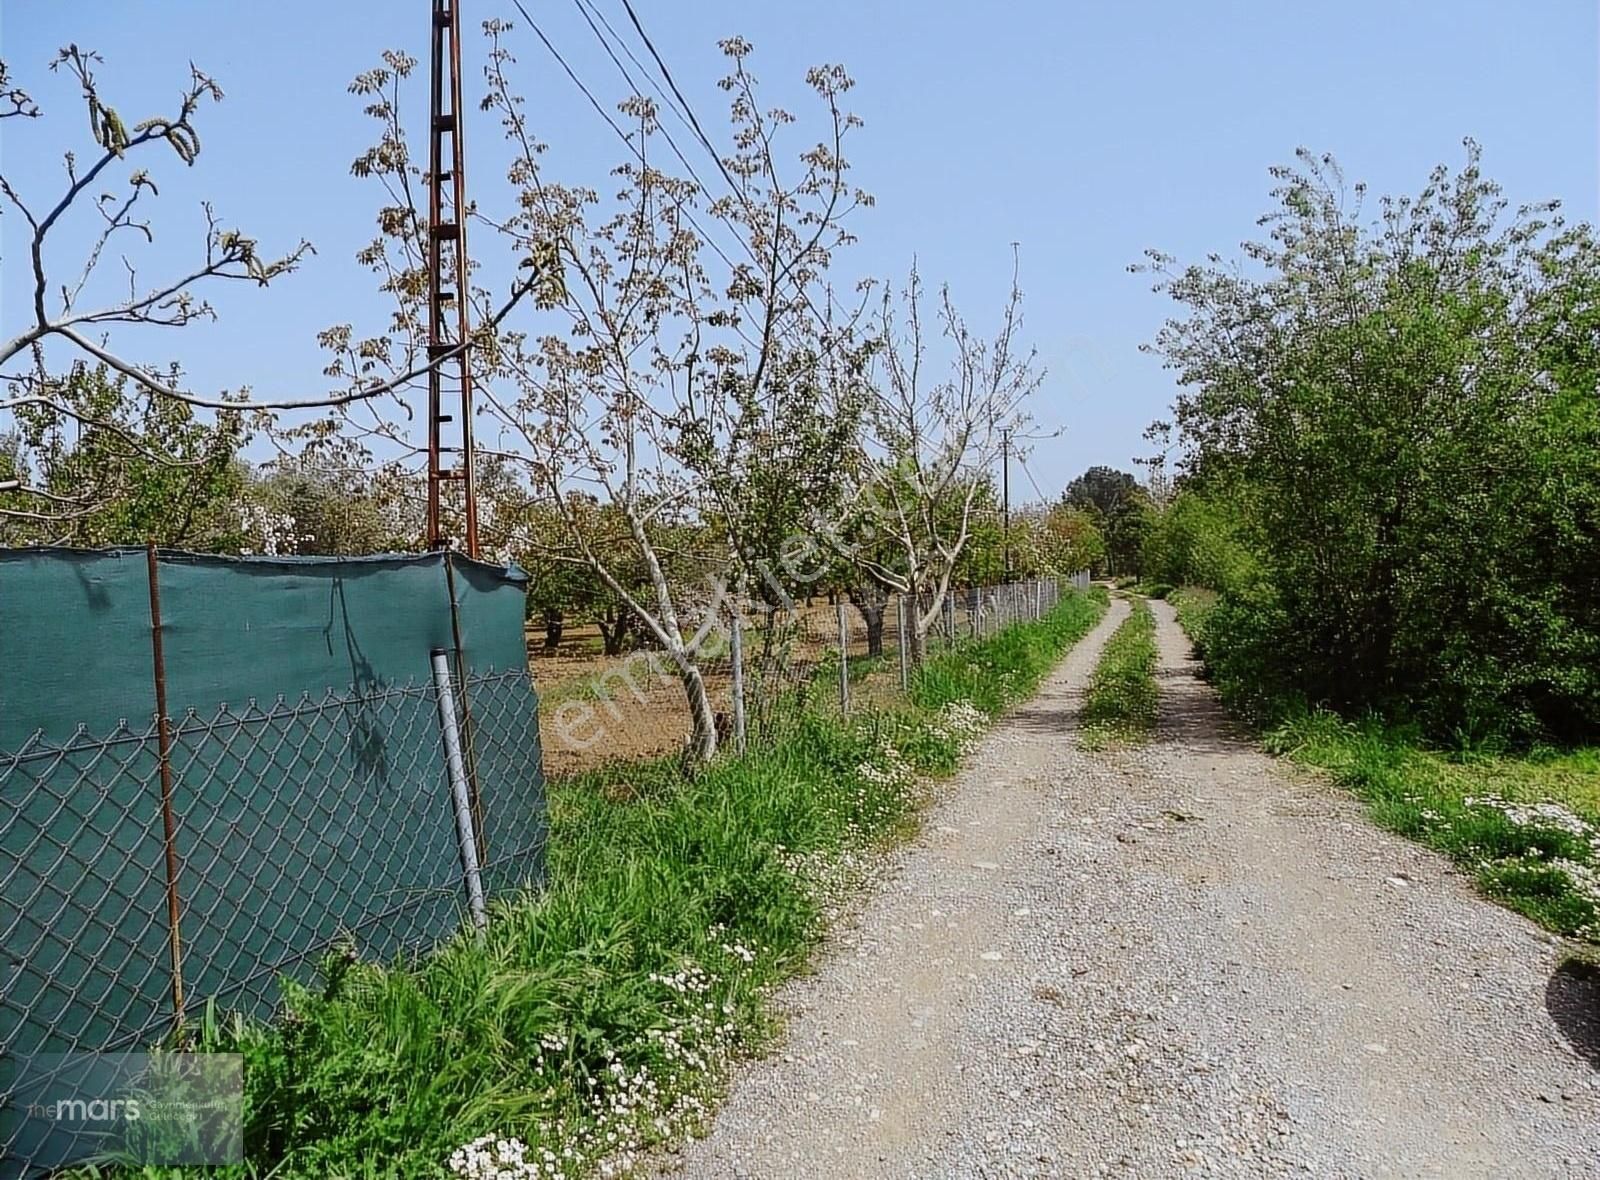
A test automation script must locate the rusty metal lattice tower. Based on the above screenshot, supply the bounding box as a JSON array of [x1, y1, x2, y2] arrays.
[[426, 0, 479, 556]]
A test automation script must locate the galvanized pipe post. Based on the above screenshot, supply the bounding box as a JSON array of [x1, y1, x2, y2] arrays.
[[836, 603, 851, 714], [896, 595, 909, 691], [444, 557, 486, 864], [432, 649, 487, 932], [730, 604, 747, 754]]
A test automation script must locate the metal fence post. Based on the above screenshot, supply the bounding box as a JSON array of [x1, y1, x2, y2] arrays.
[[730, 604, 747, 754], [896, 595, 909, 691], [144, 543, 186, 1024], [944, 593, 955, 645], [431, 649, 487, 933], [836, 602, 850, 714], [444, 557, 486, 864]]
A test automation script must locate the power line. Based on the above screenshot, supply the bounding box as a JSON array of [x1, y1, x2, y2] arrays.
[[1016, 451, 1053, 505], [558, 0, 753, 270], [505, 0, 843, 354], [568, 0, 707, 184], [616, 0, 745, 202], [505, 0, 752, 306], [509, 0, 635, 159], [573, 0, 704, 156], [600, 0, 843, 344]]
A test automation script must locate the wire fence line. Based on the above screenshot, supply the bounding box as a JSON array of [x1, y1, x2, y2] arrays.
[[1, 666, 545, 1069], [1, 547, 547, 1176], [1, 559, 1084, 1170], [534, 572, 1091, 776]]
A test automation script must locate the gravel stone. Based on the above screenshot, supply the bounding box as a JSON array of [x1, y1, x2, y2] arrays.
[[654, 599, 1599, 1179]]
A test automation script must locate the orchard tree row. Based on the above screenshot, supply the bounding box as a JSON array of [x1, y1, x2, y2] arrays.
[[0, 37, 1109, 762]]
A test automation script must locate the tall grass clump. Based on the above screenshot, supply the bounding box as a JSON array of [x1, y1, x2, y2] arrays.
[[115, 591, 1105, 1179], [1080, 598, 1158, 747]]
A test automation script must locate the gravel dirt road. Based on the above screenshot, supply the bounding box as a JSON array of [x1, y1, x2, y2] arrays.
[[661, 597, 1600, 1179]]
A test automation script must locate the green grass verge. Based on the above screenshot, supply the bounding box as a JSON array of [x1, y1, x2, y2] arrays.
[[1080, 598, 1158, 748], [1170, 587, 1600, 945], [123, 589, 1106, 1179]]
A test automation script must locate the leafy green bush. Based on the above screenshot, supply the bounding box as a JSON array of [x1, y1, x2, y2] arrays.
[[1170, 582, 1305, 726], [1140, 490, 1258, 596], [1142, 145, 1600, 744]]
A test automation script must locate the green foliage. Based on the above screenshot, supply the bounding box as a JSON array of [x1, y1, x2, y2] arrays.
[[982, 501, 1106, 582], [1, 364, 248, 549], [239, 461, 415, 556], [503, 494, 704, 656], [136, 593, 1103, 1178], [681, 342, 873, 609], [909, 588, 1107, 717], [1139, 488, 1258, 596], [1080, 599, 1158, 746], [1063, 466, 1150, 576], [1170, 582, 1308, 726], [1143, 144, 1600, 743]]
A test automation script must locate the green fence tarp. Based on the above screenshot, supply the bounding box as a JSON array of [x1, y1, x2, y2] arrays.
[[0, 548, 546, 1066]]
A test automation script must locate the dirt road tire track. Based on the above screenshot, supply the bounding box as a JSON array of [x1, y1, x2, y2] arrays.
[[661, 597, 1599, 1178]]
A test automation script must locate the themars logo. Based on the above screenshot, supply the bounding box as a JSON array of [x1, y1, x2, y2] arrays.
[[29, 1097, 142, 1122]]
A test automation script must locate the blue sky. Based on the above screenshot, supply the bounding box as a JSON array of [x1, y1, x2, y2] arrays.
[[2, 0, 1596, 496]]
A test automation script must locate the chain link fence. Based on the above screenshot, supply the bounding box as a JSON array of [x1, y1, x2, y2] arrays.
[[1, 548, 547, 1172], [534, 573, 1091, 775], [1, 558, 1084, 1169], [2, 668, 541, 1061]]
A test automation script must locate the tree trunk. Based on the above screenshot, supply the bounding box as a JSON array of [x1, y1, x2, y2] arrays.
[[542, 610, 564, 651], [678, 660, 719, 765], [599, 608, 635, 656], [853, 601, 884, 656], [863, 605, 885, 656], [907, 615, 927, 667]]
